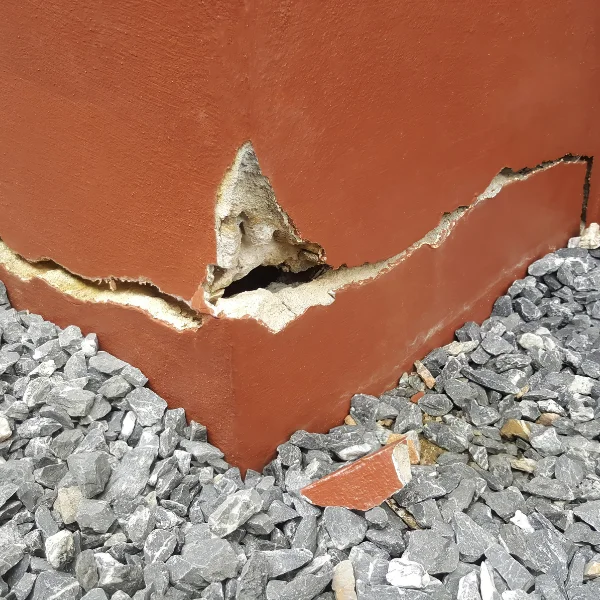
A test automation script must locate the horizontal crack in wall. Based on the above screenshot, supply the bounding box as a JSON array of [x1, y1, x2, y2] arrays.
[[0, 240, 203, 331], [208, 155, 590, 333]]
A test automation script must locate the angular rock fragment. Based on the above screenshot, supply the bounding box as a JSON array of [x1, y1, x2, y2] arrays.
[[260, 548, 313, 577], [333, 559, 357, 600], [462, 367, 520, 395], [323, 506, 368, 550], [32, 571, 80, 600], [484, 544, 534, 591], [404, 530, 459, 575], [418, 394, 453, 416], [180, 538, 239, 582], [76, 499, 116, 533], [386, 557, 430, 589], [67, 451, 112, 497], [452, 512, 496, 562], [44, 530, 75, 569], [125, 387, 167, 426], [208, 489, 262, 537], [95, 552, 144, 595]]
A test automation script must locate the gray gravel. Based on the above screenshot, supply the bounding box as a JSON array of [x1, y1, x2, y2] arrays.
[[4, 240, 600, 598]]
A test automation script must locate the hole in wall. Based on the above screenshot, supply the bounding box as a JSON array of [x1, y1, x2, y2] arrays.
[[222, 264, 332, 298]]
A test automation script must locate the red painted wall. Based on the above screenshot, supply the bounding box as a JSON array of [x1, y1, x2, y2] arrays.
[[0, 163, 586, 470], [0, 2, 599, 469], [1, 1, 599, 299]]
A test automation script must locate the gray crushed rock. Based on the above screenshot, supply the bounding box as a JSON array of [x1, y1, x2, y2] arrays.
[[4, 240, 600, 598]]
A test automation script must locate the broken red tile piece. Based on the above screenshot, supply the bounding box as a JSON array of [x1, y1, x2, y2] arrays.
[[384, 431, 420, 465], [300, 441, 412, 510], [410, 390, 425, 404]]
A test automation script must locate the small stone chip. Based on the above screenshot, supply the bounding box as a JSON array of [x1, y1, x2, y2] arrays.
[[386, 557, 430, 589], [524, 476, 575, 501], [481, 487, 525, 520], [54, 486, 83, 525], [414, 360, 436, 389], [499, 420, 531, 441]]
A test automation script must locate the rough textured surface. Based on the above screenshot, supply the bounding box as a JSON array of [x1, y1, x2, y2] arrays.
[[5, 232, 600, 598]]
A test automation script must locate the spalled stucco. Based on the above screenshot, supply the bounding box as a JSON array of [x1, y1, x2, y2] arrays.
[[203, 156, 589, 333], [202, 142, 325, 305], [0, 1, 599, 302]]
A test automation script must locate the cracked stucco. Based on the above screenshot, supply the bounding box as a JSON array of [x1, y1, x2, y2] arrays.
[[0, 153, 589, 333], [0, 241, 202, 331], [206, 155, 588, 332]]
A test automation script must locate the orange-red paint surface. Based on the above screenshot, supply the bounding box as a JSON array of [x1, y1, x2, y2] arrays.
[[0, 164, 585, 471], [0, 1, 599, 301]]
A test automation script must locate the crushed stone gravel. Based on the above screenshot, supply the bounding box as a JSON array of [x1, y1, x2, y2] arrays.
[[3, 235, 600, 598]]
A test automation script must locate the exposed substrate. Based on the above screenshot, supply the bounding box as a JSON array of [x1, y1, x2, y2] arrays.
[[2, 232, 600, 599]]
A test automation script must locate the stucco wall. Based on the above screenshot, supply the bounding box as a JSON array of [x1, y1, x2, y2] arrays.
[[1, 1, 598, 298], [0, 1, 599, 468]]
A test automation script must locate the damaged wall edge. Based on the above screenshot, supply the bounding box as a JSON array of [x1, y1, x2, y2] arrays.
[[0, 154, 589, 334], [0, 241, 203, 331], [206, 154, 591, 333], [201, 142, 327, 305]]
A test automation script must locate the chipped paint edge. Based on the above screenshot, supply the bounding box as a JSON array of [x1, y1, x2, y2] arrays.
[[0, 240, 203, 331]]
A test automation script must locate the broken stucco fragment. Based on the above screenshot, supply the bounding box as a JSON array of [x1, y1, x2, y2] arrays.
[[301, 441, 412, 510], [203, 155, 589, 332], [203, 142, 326, 303]]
